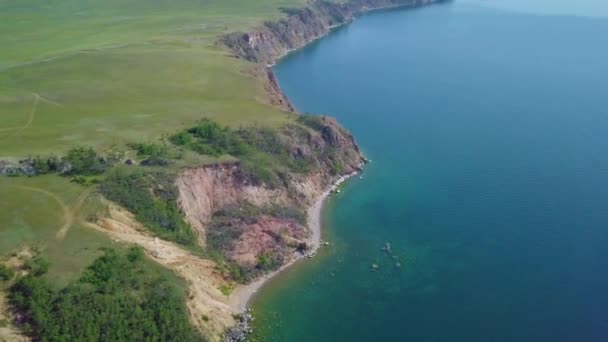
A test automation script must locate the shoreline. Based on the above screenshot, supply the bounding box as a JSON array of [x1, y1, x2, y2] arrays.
[[222, 0, 440, 332], [229, 171, 360, 312]]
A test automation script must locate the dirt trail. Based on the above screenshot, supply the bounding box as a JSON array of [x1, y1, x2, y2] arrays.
[[55, 188, 92, 240], [0, 92, 61, 137], [17, 185, 71, 234], [35, 93, 61, 107], [0, 93, 39, 140], [16, 185, 91, 241], [85, 204, 236, 342]]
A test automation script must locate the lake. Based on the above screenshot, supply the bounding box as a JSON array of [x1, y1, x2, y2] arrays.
[[252, 2, 608, 341]]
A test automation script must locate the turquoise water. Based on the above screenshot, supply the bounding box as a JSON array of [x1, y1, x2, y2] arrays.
[[252, 2, 608, 341]]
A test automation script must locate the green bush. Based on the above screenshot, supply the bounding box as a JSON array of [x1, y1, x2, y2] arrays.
[[25, 256, 49, 277], [169, 119, 318, 188], [169, 131, 193, 146], [9, 248, 203, 342], [64, 146, 105, 175], [31, 155, 60, 174], [256, 253, 282, 272], [237, 158, 278, 187], [0, 264, 14, 281], [129, 142, 171, 166], [100, 169, 196, 246]]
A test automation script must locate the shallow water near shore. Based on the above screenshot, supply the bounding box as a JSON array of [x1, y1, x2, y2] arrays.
[[251, 2, 608, 341]]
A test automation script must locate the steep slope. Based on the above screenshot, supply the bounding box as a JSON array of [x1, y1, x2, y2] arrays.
[[176, 117, 365, 280], [221, 0, 443, 65]]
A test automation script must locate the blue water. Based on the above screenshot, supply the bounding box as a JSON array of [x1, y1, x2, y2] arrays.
[[252, 2, 608, 341]]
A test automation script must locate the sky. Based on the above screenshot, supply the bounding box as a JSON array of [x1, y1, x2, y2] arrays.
[[460, 0, 608, 18]]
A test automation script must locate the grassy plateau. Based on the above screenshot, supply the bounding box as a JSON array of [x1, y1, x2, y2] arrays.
[[0, 1, 327, 339], [0, 0, 310, 267]]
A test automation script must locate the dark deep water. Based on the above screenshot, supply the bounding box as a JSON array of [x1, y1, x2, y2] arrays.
[[251, 2, 608, 341]]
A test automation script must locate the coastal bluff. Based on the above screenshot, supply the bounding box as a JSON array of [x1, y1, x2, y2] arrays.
[[221, 0, 444, 65]]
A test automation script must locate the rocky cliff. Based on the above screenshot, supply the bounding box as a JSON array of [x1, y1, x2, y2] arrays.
[[221, 0, 443, 65], [176, 117, 365, 283]]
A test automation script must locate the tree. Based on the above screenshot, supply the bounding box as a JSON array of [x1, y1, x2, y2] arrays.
[[64, 146, 105, 175]]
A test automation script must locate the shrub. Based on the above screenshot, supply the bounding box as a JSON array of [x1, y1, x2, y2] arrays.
[[129, 142, 170, 166], [169, 131, 193, 146], [237, 158, 278, 187], [0, 264, 14, 281], [219, 284, 234, 296], [64, 146, 105, 175], [256, 253, 283, 272], [8, 249, 203, 342], [169, 119, 318, 188], [297, 114, 325, 131], [31, 155, 60, 175], [24, 256, 49, 277], [100, 169, 196, 246]]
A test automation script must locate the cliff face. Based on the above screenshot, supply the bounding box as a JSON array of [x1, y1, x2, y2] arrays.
[[176, 117, 364, 278], [221, 0, 443, 65]]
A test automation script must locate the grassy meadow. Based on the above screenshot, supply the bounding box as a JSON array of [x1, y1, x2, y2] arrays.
[[0, 0, 317, 292], [0, 175, 114, 286], [0, 0, 307, 156]]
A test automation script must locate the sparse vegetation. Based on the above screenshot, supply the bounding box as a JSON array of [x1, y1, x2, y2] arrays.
[[297, 114, 326, 131], [219, 283, 235, 296], [206, 202, 303, 283], [170, 119, 317, 187], [99, 169, 197, 246], [256, 253, 283, 272]]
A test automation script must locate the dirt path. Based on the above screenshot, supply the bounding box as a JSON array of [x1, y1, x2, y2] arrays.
[[0, 93, 39, 140], [16, 185, 91, 241], [17, 185, 71, 234], [0, 92, 61, 137], [55, 188, 92, 240]]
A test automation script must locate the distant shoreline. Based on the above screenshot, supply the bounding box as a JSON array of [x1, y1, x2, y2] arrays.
[[229, 171, 359, 312]]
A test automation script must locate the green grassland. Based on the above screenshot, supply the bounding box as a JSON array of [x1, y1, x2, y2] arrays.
[[0, 175, 115, 286], [0, 0, 324, 337], [0, 0, 307, 156], [0, 0, 312, 279]]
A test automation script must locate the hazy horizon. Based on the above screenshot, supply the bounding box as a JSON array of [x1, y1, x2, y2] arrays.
[[461, 0, 608, 18]]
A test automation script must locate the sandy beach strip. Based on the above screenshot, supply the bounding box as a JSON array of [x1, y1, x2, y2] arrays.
[[228, 171, 359, 312]]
